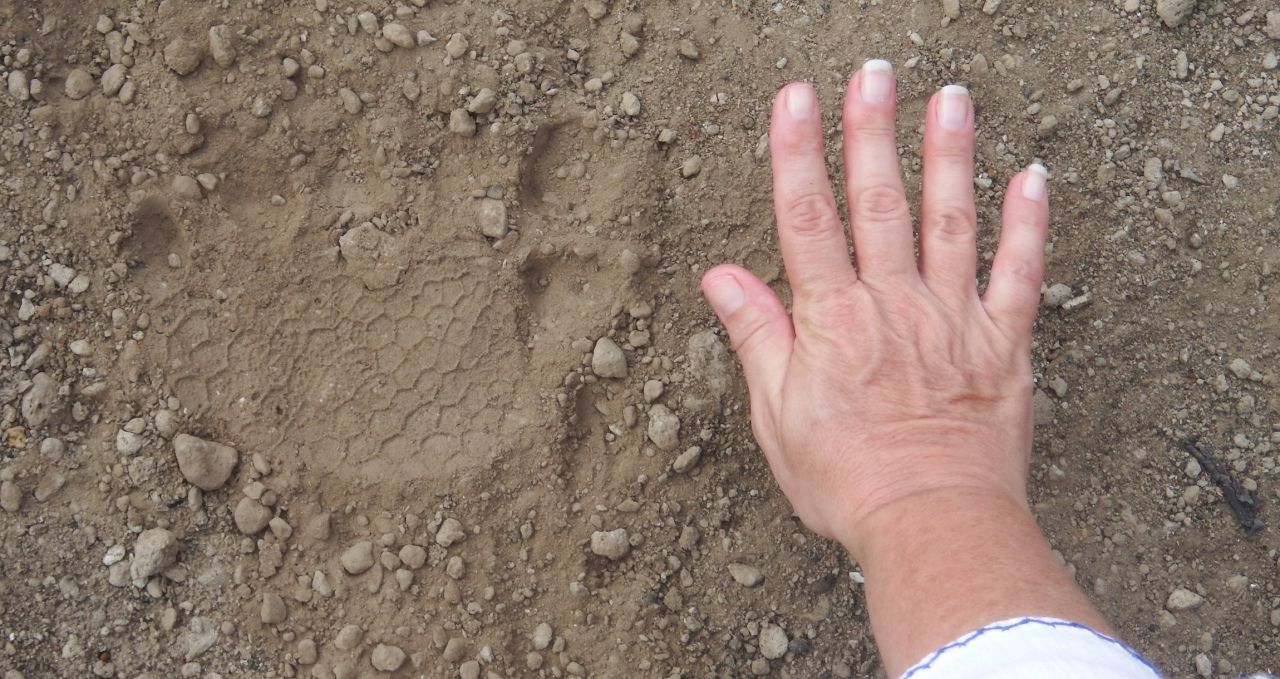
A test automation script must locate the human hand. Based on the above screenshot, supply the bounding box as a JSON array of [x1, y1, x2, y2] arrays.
[[701, 61, 1050, 559]]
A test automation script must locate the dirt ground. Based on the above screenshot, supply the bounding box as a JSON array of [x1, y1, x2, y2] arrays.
[[2, 0, 1279, 677]]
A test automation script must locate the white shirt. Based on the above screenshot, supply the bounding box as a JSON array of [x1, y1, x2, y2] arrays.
[[901, 617, 1164, 679]]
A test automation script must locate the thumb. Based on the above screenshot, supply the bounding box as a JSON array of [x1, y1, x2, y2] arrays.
[[700, 264, 794, 399]]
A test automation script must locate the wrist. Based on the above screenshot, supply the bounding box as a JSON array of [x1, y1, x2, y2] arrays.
[[838, 485, 1031, 566]]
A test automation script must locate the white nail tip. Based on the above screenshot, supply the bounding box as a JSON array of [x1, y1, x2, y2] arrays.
[[863, 59, 893, 72], [1028, 163, 1049, 177], [941, 84, 970, 97]]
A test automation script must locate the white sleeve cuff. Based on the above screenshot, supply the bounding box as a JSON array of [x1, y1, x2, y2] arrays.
[[900, 617, 1162, 679]]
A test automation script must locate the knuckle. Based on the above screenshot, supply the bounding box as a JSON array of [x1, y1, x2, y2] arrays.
[[853, 185, 910, 224], [781, 192, 842, 236], [929, 206, 977, 241], [845, 119, 896, 142], [729, 310, 774, 357], [928, 139, 974, 163]]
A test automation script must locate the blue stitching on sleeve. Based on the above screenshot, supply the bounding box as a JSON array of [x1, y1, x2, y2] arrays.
[[900, 617, 1162, 679]]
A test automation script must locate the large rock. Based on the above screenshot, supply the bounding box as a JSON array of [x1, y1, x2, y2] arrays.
[[173, 434, 238, 490]]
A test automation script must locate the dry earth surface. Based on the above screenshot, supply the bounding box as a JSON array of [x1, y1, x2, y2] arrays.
[[3, 0, 1280, 677]]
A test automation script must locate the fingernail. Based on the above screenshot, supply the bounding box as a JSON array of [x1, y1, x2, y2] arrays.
[[785, 84, 817, 119], [1022, 164, 1048, 200], [860, 59, 894, 105], [937, 84, 970, 130], [704, 274, 746, 316]]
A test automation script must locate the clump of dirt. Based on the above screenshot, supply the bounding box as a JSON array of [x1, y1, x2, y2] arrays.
[[2, 1, 1279, 678]]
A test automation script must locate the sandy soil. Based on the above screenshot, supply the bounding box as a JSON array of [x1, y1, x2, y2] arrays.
[[2, 0, 1279, 677]]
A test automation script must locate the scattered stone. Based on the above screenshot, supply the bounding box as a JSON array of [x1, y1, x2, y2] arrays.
[[382, 23, 415, 49], [680, 156, 703, 178], [643, 380, 664, 402], [436, 518, 466, 547], [130, 528, 179, 580], [1228, 358, 1252, 380], [687, 330, 732, 397], [590, 528, 630, 560], [1, 480, 22, 512], [180, 617, 218, 660], [233, 497, 272, 534], [759, 623, 789, 659], [172, 176, 202, 201], [591, 337, 627, 378], [341, 541, 375, 574], [64, 69, 94, 100], [371, 644, 406, 672], [446, 33, 469, 59], [678, 39, 700, 60], [459, 660, 480, 679], [478, 199, 508, 238], [1166, 587, 1204, 611], [672, 446, 702, 474], [442, 637, 468, 662], [728, 562, 764, 587], [260, 592, 287, 624], [941, 0, 961, 19], [8, 70, 30, 101], [298, 639, 318, 665], [449, 109, 477, 137], [646, 404, 680, 451], [1157, 0, 1196, 27], [1267, 11, 1280, 40], [338, 87, 363, 114], [467, 88, 498, 115], [102, 64, 127, 96], [33, 472, 64, 502], [334, 624, 363, 651], [399, 544, 427, 569], [21, 373, 60, 429], [1042, 283, 1073, 308], [620, 92, 642, 117], [532, 622, 553, 650], [208, 25, 237, 67], [173, 434, 238, 491], [164, 38, 205, 75]]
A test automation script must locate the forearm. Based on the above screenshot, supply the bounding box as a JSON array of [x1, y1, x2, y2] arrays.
[[847, 488, 1110, 678]]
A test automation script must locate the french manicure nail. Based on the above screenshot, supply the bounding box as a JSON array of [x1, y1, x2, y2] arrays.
[[860, 59, 894, 105], [937, 84, 970, 130], [1022, 164, 1049, 200], [786, 84, 817, 119], [704, 275, 746, 316]]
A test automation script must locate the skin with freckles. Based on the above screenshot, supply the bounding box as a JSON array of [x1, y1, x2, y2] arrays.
[[700, 61, 1114, 677]]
